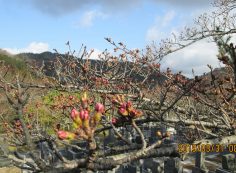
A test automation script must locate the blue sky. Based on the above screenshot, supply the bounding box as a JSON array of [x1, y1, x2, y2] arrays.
[[0, 0, 223, 76]]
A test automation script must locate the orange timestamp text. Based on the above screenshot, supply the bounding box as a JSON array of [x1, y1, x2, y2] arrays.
[[178, 144, 236, 153], [178, 143, 224, 153]]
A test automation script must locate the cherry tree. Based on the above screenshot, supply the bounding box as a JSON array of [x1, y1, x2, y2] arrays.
[[0, 0, 236, 172]]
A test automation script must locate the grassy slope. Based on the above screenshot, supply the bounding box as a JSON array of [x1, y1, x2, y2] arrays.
[[0, 53, 55, 132]]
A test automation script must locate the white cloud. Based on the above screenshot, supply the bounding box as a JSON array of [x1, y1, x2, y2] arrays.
[[161, 39, 224, 77], [146, 10, 176, 42], [88, 48, 103, 59], [3, 42, 49, 54], [78, 10, 107, 27]]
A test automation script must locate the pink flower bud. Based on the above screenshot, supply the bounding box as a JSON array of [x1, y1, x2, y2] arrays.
[[120, 102, 127, 109], [80, 110, 89, 120], [57, 131, 76, 140], [130, 109, 143, 118], [118, 107, 128, 116], [127, 101, 132, 108], [111, 117, 117, 124], [80, 110, 85, 119], [84, 110, 89, 120], [71, 108, 79, 120], [130, 109, 137, 117], [95, 103, 105, 113], [57, 130, 68, 140]]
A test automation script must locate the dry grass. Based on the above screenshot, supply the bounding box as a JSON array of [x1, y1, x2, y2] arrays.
[[0, 167, 21, 173]]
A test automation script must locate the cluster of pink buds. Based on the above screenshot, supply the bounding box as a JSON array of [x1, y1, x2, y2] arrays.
[[112, 95, 143, 119], [79, 110, 89, 120], [70, 108, 90, 129], [57, 92, 106, 140]]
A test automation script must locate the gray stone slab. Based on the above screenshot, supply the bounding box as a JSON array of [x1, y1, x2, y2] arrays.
[[192, 166, 208, 173], [164, 158, 182, 173], [222, 154, 236, 171]]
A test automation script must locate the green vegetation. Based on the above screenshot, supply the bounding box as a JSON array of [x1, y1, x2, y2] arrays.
[[0, 54, 27, 71]]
